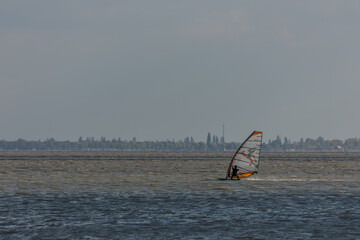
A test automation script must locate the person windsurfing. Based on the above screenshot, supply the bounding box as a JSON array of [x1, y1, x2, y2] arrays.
[[231, 165, 240, 180]]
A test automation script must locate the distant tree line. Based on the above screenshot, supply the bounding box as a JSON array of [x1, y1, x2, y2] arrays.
[[0, 134, 358, 152], [261, 135, 349, 152], [0, 133, 233, 151]]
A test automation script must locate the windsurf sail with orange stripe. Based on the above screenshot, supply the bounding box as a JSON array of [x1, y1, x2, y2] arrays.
[[226, 131, 263, 179]]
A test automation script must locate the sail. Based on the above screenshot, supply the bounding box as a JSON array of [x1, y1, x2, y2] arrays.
[[226, 131, 263, 179]]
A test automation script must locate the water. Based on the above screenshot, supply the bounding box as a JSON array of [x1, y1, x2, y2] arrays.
[[1, 152, 360, 239]]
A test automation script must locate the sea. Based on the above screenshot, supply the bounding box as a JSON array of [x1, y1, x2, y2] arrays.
[[0, 151, 360, 239]]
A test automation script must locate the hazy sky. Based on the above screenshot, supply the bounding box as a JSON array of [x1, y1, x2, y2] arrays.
[[1, 0, 360, 142]]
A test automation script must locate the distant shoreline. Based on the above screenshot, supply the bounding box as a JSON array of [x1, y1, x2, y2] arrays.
[[1, 135, 358, 151]]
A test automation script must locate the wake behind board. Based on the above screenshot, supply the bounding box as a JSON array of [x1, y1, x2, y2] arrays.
[[218, 178, 242, 181], [223, 131, 263, 181]]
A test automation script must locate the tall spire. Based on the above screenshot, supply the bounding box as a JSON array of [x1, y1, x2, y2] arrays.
[[222, 123, 225, 143], [222, 123, 225, 151]]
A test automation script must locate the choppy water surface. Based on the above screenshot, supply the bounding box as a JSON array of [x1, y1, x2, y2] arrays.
[[1, 151, 360, 239]]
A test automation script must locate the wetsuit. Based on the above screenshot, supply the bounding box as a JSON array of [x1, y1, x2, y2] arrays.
[[231, 166, 239, 180]]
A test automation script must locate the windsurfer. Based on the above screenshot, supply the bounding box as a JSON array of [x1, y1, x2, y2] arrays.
[[231, 165, 240, 180]]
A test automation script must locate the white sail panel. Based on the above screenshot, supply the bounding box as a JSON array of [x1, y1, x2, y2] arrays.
[[226, 131, 263, 178]]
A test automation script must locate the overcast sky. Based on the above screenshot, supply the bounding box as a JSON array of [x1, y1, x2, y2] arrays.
[[1, 0, 360, 142]]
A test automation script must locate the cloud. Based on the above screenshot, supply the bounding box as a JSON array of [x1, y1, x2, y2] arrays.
[[279, 27, 311, 47], [0, 30, 40, 48], [180, 9, 250, 39]]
